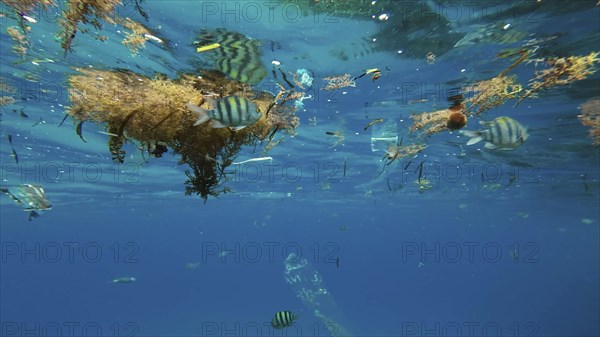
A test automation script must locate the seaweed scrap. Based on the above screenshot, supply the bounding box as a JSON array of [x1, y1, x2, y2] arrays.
[[57, 0, 141, 55], [322, 74, 355, 91], [517, 52, 600, 106], [579, 98, 600, 146], [6, 26, 30, 57], [464, 75, 523, 115]]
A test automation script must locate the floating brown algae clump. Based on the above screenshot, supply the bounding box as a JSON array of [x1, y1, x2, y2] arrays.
[[58, 0, 121, 53], [383, 143, 428, 165], [465, 75, 523, 115], [411, 93, 467, 135], [67, 68, 297, 201], [6, 26, 30, 56], [0, 78, 16, 106], [322, 74, 355, 91], [1, 0, 55, 14], [517, 52, 600, 106], [411, 108, 456, 135], [579, 98, 600, 146], [57, 0, 147, 54], [120, 17, 151, 55]]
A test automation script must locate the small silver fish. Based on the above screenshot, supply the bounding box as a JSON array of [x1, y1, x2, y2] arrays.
[[186, 96, 261, 131], [460, 116, 528, 150], [110, 277, 136, 284]]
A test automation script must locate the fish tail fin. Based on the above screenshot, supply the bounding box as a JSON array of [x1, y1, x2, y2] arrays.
[[459, 130, 483, 145], [186, 103, 211, 126]]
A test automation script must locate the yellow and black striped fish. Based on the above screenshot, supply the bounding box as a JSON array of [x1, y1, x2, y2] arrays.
[[271, 311, 297, 329], [194, 29, 267, 84], [186, 96, 261, 130], [460, 116, 528, 150], [215, 54, 267, 84]]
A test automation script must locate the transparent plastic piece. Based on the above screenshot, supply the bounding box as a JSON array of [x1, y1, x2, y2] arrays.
[[370, 120, 398, 152], [283, 253, 354, 336]]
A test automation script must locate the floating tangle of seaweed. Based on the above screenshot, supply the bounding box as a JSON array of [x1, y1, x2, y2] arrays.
[[0, 78, 16, 106], [464, 75, 523, 115], [6, 26, 30, 57], [321, 74, 355, 91], [56, 0, 148, 55], [1, 0, 55, 13], [66, 68, 298, 201], [1, 0, 150, 56], [517, 51, 600, 106], [119, 17, 153, 55], [410, 91, 468, 135], [382, 143, 428, 166]]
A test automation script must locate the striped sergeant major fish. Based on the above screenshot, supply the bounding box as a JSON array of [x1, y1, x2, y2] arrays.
[[186, 96, 262, 131], [271, 311, 297, 329], [460, 116, 528, 150], [194, 28, 267, 84], [215, 54, 267, 84]]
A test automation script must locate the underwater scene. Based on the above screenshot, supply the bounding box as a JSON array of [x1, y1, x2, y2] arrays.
[[1, 0, 599, 336]]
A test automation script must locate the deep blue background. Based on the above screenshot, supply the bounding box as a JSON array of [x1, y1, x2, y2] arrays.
[[1, 1, 599, 336]]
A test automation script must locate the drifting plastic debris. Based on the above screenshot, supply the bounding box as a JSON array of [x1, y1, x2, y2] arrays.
[[377, 13, 389, 21], [232, 157, 273, 165], [283, 253, 355, 336], [196, 43, 220, 53], [1, 184, 52, 221], [370, 120, 398, 152], [295, 68, 314, 89]]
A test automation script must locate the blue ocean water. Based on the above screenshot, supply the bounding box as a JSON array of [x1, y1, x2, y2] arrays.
[[1, 1, 599, 336]]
